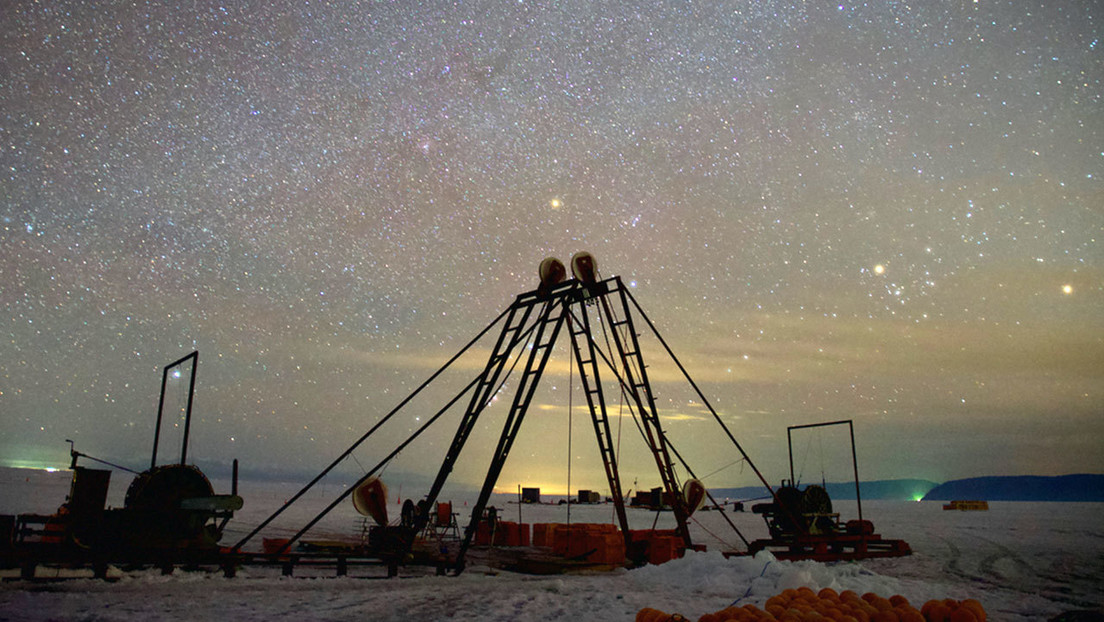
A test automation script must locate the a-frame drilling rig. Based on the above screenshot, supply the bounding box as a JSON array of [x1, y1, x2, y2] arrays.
[[235, 253, 778, 574]]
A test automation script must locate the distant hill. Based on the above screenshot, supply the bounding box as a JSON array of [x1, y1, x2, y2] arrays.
[[922, 474, 1104, 502], [709, 479, 939, 502]]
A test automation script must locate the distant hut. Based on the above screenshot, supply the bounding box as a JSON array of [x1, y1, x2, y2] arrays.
[[577, 490, 601, 504], [521, 487, 541, 504]]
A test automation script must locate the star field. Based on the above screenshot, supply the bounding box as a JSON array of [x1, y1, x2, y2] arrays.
[[1, 2, 1101, 489]]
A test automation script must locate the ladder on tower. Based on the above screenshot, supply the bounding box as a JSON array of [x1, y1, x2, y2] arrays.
[[564, 280, 632, 542], [593, 278, 694, 546], [452, 288, 574, 572], [415, 283, 569, 536]]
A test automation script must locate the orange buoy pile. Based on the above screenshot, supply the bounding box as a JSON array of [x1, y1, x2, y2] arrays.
[[636, 588, 986, 622], [636, 609, 691, 622]]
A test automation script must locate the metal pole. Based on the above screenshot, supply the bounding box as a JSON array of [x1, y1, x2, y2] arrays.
[[787, 426, 795, 486], [849, 420, 863, 527], [180, 352, 198, 465], [786, 419, 863, 532], [152, 351, 198, 469], [151, 365, 169, 470]]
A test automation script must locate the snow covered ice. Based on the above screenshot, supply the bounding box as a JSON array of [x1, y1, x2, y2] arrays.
[[2, 470, 1102, 621]]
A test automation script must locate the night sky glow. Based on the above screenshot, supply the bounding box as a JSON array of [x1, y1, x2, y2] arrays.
[[2, 2, 1101, 493]]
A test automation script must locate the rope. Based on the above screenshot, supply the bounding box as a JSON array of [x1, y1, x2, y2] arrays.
[[176, 367, 190, 463], [612, 397, 624, 526], [351, 453, 367, 473], [728, 559, 774, 607], [565, 304, 649, 450], [689, 514, 738, 551], [567, 335, 573, 527], [72, 451, 139, 475], [819, 432, 827, 488], [594, 281, 628, 470], [796, 434, 814, 486], [592, 286, 633, 437], [595, 287, 630, 526], [698, 458, 748, 482]]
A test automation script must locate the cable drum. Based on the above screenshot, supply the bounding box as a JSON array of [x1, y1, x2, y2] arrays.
[[118, 464, 219, 547], [801, 485, 832, 515], [124, 464, 215, 512], [801, 485, 837, 534]]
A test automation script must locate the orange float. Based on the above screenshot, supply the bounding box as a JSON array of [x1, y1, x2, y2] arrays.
[[638, 590, 986, 622]]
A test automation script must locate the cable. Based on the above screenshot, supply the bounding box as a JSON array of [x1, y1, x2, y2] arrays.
[[819, 432, 827, 489], [611, 396, 624, 526], [795, 434, 814, 487], [566, 333, 573, 527], [728, 559, 774, 607], [690, 514, 738, 551], [68, 448, 139, 474], [698, 457, 748, 482], [178, 363, 194, 464], [234, 304, 515, 550]]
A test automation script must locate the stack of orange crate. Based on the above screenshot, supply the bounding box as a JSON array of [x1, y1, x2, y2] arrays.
[[552, 524, 592, 557], [629, 529, 683, 565], [491, 521, 530, 546], [543, 523, 625, 564], [532, 523, 556, 547], [474, 520, 493, 545], [584, 528, 626, 564]]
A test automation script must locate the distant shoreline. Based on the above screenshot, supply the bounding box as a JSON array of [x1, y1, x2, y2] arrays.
[[710, 474, 1104, 503], [920, 474, 1104, 503]]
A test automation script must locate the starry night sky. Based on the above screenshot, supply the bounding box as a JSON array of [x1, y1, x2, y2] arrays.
[[2, 2, 1101, 493]]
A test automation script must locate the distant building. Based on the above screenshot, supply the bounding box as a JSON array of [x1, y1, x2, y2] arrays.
[[521, 487, 541, 504], [577, 489, 601, 504], [630, 487, 673, 510]]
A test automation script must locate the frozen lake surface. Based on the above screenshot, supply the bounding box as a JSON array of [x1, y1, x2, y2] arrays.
[[2, 468, 1101, 620]]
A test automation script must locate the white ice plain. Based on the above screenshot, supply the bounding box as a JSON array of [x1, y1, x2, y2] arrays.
[[1, 468, 1101, 621]]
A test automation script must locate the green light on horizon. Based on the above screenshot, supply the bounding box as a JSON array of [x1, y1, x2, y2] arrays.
[[0, 460, 67, 472]]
